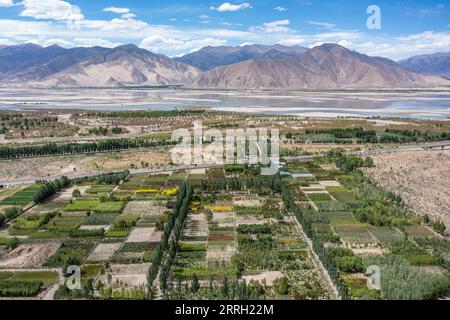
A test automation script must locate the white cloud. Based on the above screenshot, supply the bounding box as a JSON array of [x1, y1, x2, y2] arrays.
[[0, 38, 16, 45], [211, 2, 252, 12], [140, 35, 226, 54], [103, 7, 130, 14], [73, 38, 122, 48], [0, 0, 448, 60], [220, 22, 243, 27], [274, 6, 286, 12], [278, 36, 305, 46], [103, 7, 135, 19], [20, 0, 84, 22], [307, 21, 336, 30], [251, 20, 291, 33], [332, 31, 450, 60], [121, 13, 136, 19], [0, 0, 14, 7]]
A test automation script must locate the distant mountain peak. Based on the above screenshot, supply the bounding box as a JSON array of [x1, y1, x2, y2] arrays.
[[191, 43, 448, 89], [0, 43, 200, 87], [175, 44, 307, 71], [399, 52, 450, 79]]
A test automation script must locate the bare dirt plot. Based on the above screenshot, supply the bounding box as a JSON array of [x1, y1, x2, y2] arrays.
[[364, 150, 450, 229], [87, 243, 122, 262], [189, 168, 206, 174], [123, 201, 165, 217], [320, 163, 338, 170], [0, 149, 170, 180], [318, 180, 341, 187], [242, 271, 283, 286], [235, 214, 268, 226], [352, 248, 386, 255], [96, 263, 150, 288], [0, 242, 60, 268], [126, 227, 161, 243], [79, 225, 110, 231], [56, 186, 90, 200], [232, 195, 262, 207]]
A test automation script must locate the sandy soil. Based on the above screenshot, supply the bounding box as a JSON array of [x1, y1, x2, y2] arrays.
[[96, 263, 150, 288], [0, 242, 60, 268], [87, 243, 121, 262], [235, 215, 268, 226], [56, 186, 90, 200], [318, 180, 341, 187], [79, 225, 110, 231], [126, 227, 161, 243], [0, 149, 170, 180], [232, 196, 262, 207], [364, 150, 450, 228], [242, 271, 283, 286], [123, 201, 165, 217]]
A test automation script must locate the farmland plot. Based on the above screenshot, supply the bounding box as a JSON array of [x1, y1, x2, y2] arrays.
[[126, 227, 161, 243], [87, 243, 122, 262], [0, 242, 60, 268], [123, 201, 165, 217]]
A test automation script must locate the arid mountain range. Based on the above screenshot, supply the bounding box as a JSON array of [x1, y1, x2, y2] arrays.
[[399, 52, 450, 80], [0, 43, 448, 89]]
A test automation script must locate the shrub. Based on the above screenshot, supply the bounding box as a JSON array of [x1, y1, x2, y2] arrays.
[[3, 207, 19, 220], [334, 256, 364, 273], [273, 276, 289, 295], [0, 280, 42, 297], [69, 229, 104, 238], [431, 220, 446, 235]]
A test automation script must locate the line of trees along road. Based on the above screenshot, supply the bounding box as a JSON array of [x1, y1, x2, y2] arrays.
[[0, 138, 176, 159], [147, 183, 193, 297]]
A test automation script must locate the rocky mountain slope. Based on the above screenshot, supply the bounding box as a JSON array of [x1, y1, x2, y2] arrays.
[[399, 52, 450, 79], [175, 44, 307, 71], [0, 43, 447, 89], [0, 44, 199, 87], [192, 44, 448, 89]]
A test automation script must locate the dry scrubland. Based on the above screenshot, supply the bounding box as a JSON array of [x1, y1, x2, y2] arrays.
[[0, 150, 170, 180], [365, 150, 450, 228]]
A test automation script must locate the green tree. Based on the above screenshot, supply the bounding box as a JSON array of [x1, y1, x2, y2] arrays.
[[273, 276, 289, 295], [191, 274, 200, 294]]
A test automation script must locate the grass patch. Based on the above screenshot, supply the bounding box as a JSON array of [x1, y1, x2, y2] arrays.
[[308, 193, 333, 202], [82, 212, 118, 225], [64, 199, 100, 211]]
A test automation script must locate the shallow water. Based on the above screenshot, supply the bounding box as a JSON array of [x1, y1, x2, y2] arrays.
[[0, 88, 449, 119]]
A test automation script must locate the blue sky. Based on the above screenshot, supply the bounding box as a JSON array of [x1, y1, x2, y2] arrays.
[[0, 0, 448, 59]]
